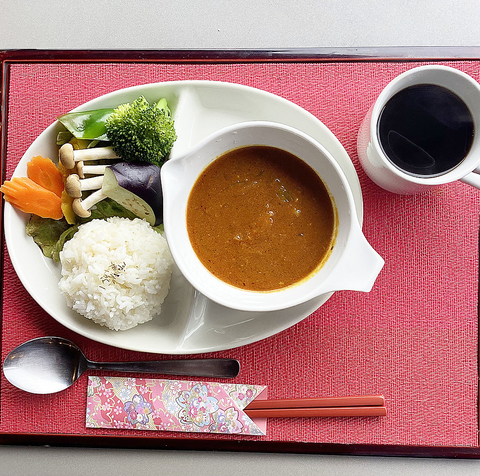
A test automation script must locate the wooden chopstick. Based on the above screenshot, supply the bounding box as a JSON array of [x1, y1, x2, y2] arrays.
[[245, 405, 387, 418], [244, 395, 386, 418], [245, 395, 385, 410]]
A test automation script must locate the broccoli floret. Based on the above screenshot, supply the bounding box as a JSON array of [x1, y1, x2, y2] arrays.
[[105, 96, 177, 167]]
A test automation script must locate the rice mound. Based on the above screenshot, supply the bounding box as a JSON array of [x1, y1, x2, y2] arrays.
[[59, 217, 174, 331]]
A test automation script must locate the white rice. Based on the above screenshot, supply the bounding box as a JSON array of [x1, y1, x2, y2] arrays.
[[58, 217, 173, 331]]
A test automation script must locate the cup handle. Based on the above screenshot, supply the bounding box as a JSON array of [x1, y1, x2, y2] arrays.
[[460, 171, 480, 190]]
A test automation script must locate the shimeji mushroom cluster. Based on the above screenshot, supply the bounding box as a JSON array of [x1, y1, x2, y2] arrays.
[[60, 143, 119, 218], [59, 143, 164, 226]]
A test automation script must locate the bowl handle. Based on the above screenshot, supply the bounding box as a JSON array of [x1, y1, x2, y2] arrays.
[[320, 226, 384, 294]]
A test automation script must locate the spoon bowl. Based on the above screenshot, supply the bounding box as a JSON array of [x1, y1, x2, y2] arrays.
[[3, 336, 241, 394]]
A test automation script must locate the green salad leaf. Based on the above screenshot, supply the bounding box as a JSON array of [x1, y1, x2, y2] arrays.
[[26, 216, 71, 260], [26, 198, 142, 262]]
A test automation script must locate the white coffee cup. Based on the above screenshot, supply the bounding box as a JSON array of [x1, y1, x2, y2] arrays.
[[357, 65, 480, 194]]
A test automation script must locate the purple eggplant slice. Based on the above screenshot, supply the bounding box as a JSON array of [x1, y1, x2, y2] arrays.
[[101, 162, 163, 226]]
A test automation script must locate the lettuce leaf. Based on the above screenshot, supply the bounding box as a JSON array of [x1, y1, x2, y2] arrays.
[[26, 198, 142, 261]]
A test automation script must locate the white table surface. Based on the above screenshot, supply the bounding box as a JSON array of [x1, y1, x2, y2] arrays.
[[1, 1, 480, 474]]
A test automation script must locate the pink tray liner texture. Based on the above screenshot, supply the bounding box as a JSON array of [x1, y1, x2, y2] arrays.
[[1, 60, 479, 447]]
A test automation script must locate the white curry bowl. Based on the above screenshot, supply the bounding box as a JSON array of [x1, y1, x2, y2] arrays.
[[162, 121, 384, 312]]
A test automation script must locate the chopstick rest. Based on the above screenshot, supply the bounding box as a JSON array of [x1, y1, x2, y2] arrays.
[[244, 395, 387, 418]]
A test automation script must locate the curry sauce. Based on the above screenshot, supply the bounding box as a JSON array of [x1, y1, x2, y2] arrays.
[[186, 146, 338, 291]]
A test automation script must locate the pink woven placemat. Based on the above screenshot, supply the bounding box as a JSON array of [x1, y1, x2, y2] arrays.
[[1, 60, 478, 448]]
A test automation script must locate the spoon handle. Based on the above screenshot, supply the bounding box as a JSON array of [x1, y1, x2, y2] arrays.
[[86, 358, 240, 379]]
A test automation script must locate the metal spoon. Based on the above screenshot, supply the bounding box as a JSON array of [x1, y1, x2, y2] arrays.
[[2, 336, 241, 394]]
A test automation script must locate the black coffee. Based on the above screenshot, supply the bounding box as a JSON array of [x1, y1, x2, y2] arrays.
[[377, 84, 474, 176]]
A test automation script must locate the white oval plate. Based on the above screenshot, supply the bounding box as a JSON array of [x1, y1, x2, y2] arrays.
[[4, 80, 363, 355]]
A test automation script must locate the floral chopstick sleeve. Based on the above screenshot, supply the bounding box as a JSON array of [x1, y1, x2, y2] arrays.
[[86, 376, 267, 435]]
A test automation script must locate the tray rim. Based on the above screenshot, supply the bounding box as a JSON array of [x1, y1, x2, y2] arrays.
[[1, 48, 479, 458], [2, 432, 480, 459], [2, 47, 480, 63]]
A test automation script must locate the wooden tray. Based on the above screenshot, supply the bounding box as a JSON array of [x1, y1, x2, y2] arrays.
[[1, 49, 479, 458]]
